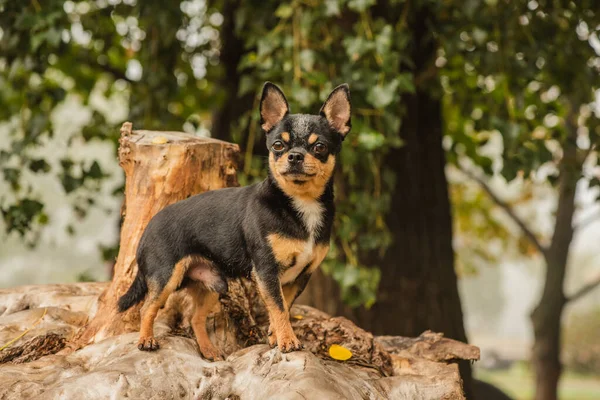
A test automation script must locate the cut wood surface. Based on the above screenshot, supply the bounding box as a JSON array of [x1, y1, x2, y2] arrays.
[[0, 283, 479, 399], [73, 123, 240, 348]]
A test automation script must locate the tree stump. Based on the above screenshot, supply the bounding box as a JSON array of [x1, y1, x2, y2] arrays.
[[73, 122, 239, 347]]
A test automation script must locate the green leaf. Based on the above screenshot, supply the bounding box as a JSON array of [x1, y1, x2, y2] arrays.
[[291, 85, 316, 108], [3, 168, 21, 190], [275, 4, 294, 19], [238, 75, 256, 97], [28, 159, 51, 173], [357, 131, 386, 150], [37, 213, 49, 225], [396, 73, 415, 94], [367, 80, 399, 108], [299, 49, 315, 72], [375, 25, 393, 55], [348, 0, 375, 12], [343, 36, 374, 61], [324, 0, 341, 16], [86, 161, 104, 180]]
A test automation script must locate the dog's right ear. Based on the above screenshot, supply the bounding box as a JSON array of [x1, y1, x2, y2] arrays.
[[260, 82, 289, 132]]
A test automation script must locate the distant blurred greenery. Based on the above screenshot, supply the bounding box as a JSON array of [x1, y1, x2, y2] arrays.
[[564, 308, 600, 375], [477, 362, 600, 400]]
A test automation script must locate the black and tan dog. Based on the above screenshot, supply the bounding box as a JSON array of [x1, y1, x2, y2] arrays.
[[118, 82, 351, 361]]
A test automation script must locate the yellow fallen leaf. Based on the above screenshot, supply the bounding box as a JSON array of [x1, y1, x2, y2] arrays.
[[292, 315, 304, 320], [152, 136, 168, 144], [328, 344, 352, 361]]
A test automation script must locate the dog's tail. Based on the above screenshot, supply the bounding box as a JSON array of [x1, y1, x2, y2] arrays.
[[118, 269, 147, 312]]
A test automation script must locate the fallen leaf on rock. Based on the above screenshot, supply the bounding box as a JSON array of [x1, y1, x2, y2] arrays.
[[329, 344, 352, 361]]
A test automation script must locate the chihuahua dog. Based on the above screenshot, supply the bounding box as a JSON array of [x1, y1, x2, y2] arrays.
[[118, 82, 351, 361]]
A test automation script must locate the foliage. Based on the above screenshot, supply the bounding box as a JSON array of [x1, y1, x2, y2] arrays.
[[1, 0, 425, 306], [441, 0, 600, 182], [3, 0, 599, 309], [0, 0, 222, 244], [441, 1, 600, 270], [228, 0, 433, 306], [76, 269, 98, 282], [440, 3, 600, 397]]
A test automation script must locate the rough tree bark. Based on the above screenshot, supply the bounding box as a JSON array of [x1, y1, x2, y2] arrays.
[[72, 122, 239, 348], [462, 109, 593, 400], [301, 0, 470, 344], [300, 1, 474, 396], [208, 0, 254, 143], [363, 0, 468, 347]]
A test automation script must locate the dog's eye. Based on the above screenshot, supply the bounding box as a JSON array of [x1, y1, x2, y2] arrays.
[[314, 143, 327, 154], [272, 141, 285, 151]]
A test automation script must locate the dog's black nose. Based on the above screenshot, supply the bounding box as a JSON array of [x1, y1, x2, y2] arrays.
[[287, 152, 304, 164]]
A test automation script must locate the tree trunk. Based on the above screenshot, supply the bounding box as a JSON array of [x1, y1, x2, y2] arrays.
[[72, 122, 239, 348], [208, 0, 254, 143], [129, 1, 182, 130], [360, 70, 474, 399], [530, 118, 579, 400], [300, 3, 472, 396], [531, 300, 563, 400], [302, 0, 468, 337]]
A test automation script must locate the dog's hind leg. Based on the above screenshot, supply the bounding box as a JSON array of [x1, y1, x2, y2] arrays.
[[186, 284, 221, 361], [138, 257, 190, 351]]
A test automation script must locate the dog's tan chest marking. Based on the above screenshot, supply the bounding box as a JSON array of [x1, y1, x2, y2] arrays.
[[268, 234, 319, 284], [268, 197, 328, 284], [268, 234, 306, 268]]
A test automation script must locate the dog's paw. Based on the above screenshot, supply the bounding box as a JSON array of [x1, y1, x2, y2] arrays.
[[138, 337, 160, 351], [267, 326, 277, 348], [199, 344, 223, 362], [278, 333, 303, 353]]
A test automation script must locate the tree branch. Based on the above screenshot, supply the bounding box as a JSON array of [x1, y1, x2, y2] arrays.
[[566, 275, 600, 303], [457, 165, 549, 257], [580, 143, 596, 164], [98, 63, 133, 83], [73, 51, 133, 83], [414, 62, 437, 87]]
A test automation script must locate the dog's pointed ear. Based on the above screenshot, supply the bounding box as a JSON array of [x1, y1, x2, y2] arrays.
[[260, 82, 290, 132], [320, 83, 351, 138]]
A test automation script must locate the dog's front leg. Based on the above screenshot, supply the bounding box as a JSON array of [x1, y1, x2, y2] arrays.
[[252, 266, 303, 353]]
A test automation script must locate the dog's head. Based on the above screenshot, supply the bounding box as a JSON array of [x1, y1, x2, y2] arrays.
[[260, 82, 351, 200]]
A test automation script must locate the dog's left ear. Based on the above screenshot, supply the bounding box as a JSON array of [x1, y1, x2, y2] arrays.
[[320, 83, 351, 138]]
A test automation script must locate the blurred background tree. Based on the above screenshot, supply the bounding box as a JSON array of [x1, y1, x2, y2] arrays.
[[2, 1, 600, 399], [441, 2, 600, 399]]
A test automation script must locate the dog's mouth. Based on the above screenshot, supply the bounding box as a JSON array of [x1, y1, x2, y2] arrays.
[[281, 171, 316, 179]]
